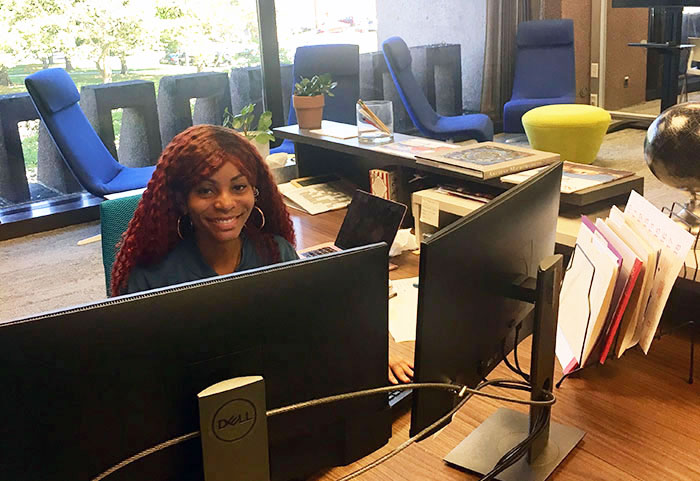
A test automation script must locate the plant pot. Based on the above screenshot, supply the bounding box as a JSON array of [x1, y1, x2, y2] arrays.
[[293, 94, 325, 129], [247, 133, 270, 159]]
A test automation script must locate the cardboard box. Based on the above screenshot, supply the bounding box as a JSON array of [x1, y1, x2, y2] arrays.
[[369, 168, 399, 201]]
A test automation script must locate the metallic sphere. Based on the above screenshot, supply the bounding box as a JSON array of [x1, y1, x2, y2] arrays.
[[644, 102, 700, 192]]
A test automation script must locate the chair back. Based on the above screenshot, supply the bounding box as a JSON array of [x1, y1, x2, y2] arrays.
[[289, 44, 360, 125], [25, 68, 128, 197], [382, 36, 439, 135], [511, 19, 575, 100], [100, 193, 142, 295]]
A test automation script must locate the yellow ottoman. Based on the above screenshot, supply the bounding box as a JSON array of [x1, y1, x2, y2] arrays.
[[522, 104, 611, 164]]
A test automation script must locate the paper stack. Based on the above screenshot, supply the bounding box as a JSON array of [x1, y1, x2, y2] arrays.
[[556, 191, 695, 374]]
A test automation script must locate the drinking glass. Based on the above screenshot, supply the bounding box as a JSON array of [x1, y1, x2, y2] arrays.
[[357, 100, 394, 144]]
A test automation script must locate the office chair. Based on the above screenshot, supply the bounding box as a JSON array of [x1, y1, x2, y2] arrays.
[[503, 19, 576, 133], [100, 193, 142, 295], [25, 68, 155, 197], [271, 44, 360, 154], [381, 36, 493, 142]]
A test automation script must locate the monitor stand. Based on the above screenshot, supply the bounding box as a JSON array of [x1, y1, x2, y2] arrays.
[[443, 255, 585, 481]]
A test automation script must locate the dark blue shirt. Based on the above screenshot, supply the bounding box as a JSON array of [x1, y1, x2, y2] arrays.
[[125, 232, 298, 294]]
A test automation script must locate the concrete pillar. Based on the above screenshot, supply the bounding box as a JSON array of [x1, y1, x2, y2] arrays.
[[230, 64, 293, 126], [157, 72, 232, 147], [80, 80, 162, 167]]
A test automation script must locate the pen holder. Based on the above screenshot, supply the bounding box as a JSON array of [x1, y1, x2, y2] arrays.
[[357, 100, 394, 144]]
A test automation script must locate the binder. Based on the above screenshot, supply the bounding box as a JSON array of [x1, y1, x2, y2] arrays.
[[594, 218, 643, 364]]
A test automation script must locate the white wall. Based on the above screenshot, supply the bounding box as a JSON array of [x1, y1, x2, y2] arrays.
[[376, 0, 487, 112]]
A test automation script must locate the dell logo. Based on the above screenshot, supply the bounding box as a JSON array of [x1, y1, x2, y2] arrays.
[[212, 399, 257, 442]]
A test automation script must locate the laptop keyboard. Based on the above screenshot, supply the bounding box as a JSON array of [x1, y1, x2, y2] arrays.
[[300, 246, 338, 258]]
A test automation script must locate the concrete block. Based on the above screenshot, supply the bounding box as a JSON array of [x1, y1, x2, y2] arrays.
[[80, 80, 162, 167], [158, 72, 232, 147]]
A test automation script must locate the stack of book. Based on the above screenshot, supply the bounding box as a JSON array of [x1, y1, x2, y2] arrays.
[[556, 191, 696, 374]]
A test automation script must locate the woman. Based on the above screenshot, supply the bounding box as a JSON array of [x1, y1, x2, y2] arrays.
[[111, 124, 298, 296], [111, 124, 412, 384]]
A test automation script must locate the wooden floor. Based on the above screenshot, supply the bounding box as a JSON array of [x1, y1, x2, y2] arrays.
[[291, 208, 700, 481]]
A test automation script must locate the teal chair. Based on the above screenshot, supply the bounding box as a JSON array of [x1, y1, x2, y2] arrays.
[[100, 194, 142, 295]]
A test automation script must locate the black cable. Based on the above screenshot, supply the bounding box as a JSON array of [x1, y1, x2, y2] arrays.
[[513, 324, 529, 382]]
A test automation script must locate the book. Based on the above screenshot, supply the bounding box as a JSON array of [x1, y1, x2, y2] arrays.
[[415, 141, 559, 180], [500, 161, 634, 194], [277, 176, 356, 215]]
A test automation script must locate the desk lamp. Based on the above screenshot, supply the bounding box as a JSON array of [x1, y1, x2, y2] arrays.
[[645, 101, 700, 228]]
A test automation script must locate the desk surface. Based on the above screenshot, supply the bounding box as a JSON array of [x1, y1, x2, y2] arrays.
[[291, 208, 700, 481]]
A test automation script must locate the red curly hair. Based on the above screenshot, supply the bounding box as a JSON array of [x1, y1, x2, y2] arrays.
[[110, 124, 295, 296]]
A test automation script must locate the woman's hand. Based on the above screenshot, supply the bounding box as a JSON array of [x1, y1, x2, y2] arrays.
[[389, 351, 414, 384]]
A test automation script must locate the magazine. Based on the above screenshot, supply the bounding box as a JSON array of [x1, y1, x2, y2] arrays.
[[372, 138, 464, 158], [500, 161, 634, 194], [415, 141, 559, 179], [278, 176, 356, 215]]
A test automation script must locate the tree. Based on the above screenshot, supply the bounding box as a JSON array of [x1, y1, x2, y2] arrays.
[[72, 0, 157, 82]]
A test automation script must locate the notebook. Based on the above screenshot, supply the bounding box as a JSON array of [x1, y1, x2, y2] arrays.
[[298, 189, 408, 258]]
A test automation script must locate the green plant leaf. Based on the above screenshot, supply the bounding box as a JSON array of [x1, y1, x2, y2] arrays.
[[254, 132, 275, 144], [256, 111, 272, 132]]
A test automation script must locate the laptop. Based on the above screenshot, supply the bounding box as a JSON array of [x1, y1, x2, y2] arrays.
[[298, 189, 408, 258]]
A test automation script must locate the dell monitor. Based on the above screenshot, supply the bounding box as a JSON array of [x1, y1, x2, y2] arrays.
[[612, 1, 700, 6], [0, 244, 391, 481]]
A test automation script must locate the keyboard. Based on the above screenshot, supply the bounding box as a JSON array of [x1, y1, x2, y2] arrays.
[[299, 246, 339, 258], [388, 387, 413, 409]]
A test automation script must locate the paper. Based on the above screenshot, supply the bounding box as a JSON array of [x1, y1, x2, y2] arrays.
[[277, 179, 355, 215], [623, 191, 695, 353], [372, 138, 462, 159], [388, 277, 419, 342], [556, 220, 620, 373], [500, 161, 633, 194], [308, 121, 358, 139], [420, 198, 440, 227], [606, 206, 657, 357]]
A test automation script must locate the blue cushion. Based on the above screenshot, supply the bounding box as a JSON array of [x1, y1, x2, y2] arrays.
[[290, 44, 360, 126], [517, 19, 574, 48], [25, 67, 155, 196], [503, 97, 575, 133], [383, 36, 412, 71], [270, 139, 295, 155], [382, 36, 493, 142], [24, 68, 80, 113]]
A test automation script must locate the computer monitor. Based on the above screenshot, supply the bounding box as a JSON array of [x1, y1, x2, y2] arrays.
[[410, 162, 563, 437], [612, 0, 700, 7], [0, 244, 391, 481]]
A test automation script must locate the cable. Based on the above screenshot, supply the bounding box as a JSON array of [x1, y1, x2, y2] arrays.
[[336, 378, 555, 481], [91, 381, 555, 481], [513, 324, 529, 381]]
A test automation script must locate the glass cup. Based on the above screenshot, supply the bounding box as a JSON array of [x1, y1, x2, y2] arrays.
[[357, 100, 394, 144]]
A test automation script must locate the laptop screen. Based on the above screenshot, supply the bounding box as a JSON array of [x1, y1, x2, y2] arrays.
[[335, 190, 407, 250]]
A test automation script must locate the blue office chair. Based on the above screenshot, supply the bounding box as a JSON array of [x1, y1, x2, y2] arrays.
[[272, 44, 360, 154], [381, 36, 493, 142], [503, 19, 576, 133], [25, 68, 155, 196]]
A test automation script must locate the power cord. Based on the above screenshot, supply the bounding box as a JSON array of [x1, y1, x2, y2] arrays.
[[90, 381, 555, 481]]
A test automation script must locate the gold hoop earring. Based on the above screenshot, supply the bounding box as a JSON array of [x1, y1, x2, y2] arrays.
[[253, 205, 265, 230], [177, 215, 191, 240]]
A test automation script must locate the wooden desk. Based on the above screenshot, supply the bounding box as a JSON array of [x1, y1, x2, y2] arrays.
[[290, 208, 700, 481]]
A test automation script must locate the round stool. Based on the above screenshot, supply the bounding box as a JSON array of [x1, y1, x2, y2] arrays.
[[522, 104, 611, 164]]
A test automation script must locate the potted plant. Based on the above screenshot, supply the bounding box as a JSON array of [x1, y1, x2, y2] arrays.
[[292, 73, 337, 129], [223, 103, 275, 158]]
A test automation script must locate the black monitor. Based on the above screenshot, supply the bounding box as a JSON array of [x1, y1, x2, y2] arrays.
[[410, 162, 562, 436], [0, 244, 391, 481], [612, 0, 700, 6]]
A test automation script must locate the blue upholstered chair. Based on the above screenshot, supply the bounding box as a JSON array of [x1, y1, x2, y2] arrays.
[[272, 44, 360, 154], [503, 19, 576, 134], [381, 36, 493, 142], [25, 68, 155, 196]]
